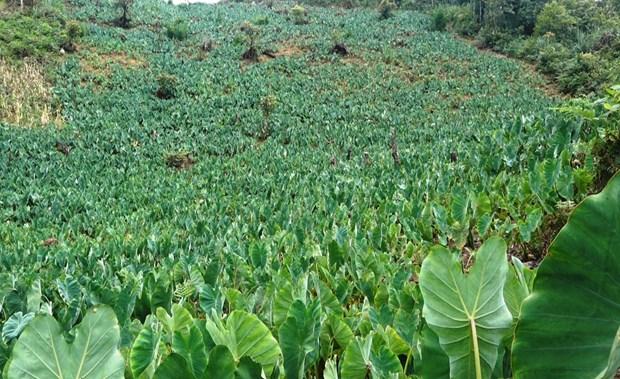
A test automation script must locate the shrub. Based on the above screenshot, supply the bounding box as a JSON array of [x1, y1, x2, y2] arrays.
[[445, 5, 478, 36], [477, 26, 515, 49], [166, 19, 189, 41], [156, 74, 178, 99], [63, 20, 84, 52], [240, 21, 259, 61], [115, 0, 133, 28], [534, 38, 571, 75], [430, 8, 447, 31], [259, 94, 278, 140], [252, 15, 269, 25], [378, 0, 396, 20], [0, 13, 66, 60], [291, 4, 308, 25]]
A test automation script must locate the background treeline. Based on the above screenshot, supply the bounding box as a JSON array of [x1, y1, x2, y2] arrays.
[[427, 0, 620, 95]]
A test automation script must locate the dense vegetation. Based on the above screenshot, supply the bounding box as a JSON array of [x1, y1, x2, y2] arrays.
[[0, 0, 619, 378], [426, 0, 620, 95]]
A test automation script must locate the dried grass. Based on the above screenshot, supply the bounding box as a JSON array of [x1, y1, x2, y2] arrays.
[[0, 59, 62, 127]]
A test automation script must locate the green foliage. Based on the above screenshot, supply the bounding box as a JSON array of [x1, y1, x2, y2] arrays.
[[1, 1, 618, 377], [156, 74, 178, 99], [5, 306, 124, 379], [512, 172, 620, 378], [378, 0, 396, 19], [420, 237, 512, 379], [427, 0, 620, 94], [431, 5, 478, 35], [534, 1, 577, 38], [166, 18, 189, 41], [291, 4, 308, 24], [0, 13, 66, 59], [429, 7, 447, 31]]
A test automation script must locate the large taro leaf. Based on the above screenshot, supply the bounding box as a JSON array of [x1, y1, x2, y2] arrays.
[[278, 300, 321, 379], [205, 310, 281, 376], [130, 323, 160, 378], [419, 237, 512, 379], [512, 173, 620, 379], [6, 305, 124, 379]]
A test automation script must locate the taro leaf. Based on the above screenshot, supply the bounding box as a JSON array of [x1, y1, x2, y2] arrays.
[[157, 303, 193, 336], [57, 276, 82, 329], [172, 323, 207, 378], [327, 314, 353, 349], [205, 310, 281, 375], [503, 256, 534, 321], [518, 208, 542, 243], [419, 237, 512, 379], [419, 324, 450, 379], [205, 345, 236, 379], [131, 324, 160, 378], [279, 300, 321, 379], [1, 311, 34, 343], [204, 345, 262, 379], [154, 353, 195, 379], [512, 173, 620, 379], [199, 284, 224, 316], [595, 326, 620, 379], [340, 333, 401, 379], [235, 356, 263, 379], [5, 305, 124, 379], [323, 358, 339, 379], [26, 279, 41, 313], [328, 239, 345, 268], [317, 280, 343, 316], [273, 282, 295, 327]]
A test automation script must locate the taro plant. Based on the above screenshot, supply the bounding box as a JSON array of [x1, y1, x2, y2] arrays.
[[512, 172, 620, 379], [4, 306, 124, 379], [420, 237, 513, 379]]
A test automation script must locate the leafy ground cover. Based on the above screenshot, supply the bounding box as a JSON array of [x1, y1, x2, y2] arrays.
[[0, 0, 611, 377]]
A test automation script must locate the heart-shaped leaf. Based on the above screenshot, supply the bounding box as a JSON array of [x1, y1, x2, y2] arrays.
[[419, 237, 512, 379], [205, 310, 281, 376], [279, 299, 321, 379], [1, 311, 34, 343], [6, 305, 124, 379]]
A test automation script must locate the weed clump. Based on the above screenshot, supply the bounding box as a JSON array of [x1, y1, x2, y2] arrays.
[[240, 21, 260, 61], [259, 95, 277, 140], [62, 20, 84, 53], [166, 152, 196, 169], [378, 0, 396, 20], [166, 19, 189, 41], [156, 74, 178, 100], [291, 4, 308, 25], [0, 13, 66, 59], [114, 0, 133, 28]]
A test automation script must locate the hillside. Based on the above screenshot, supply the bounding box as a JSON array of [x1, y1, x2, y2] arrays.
[[1, 1, 618, 378]]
